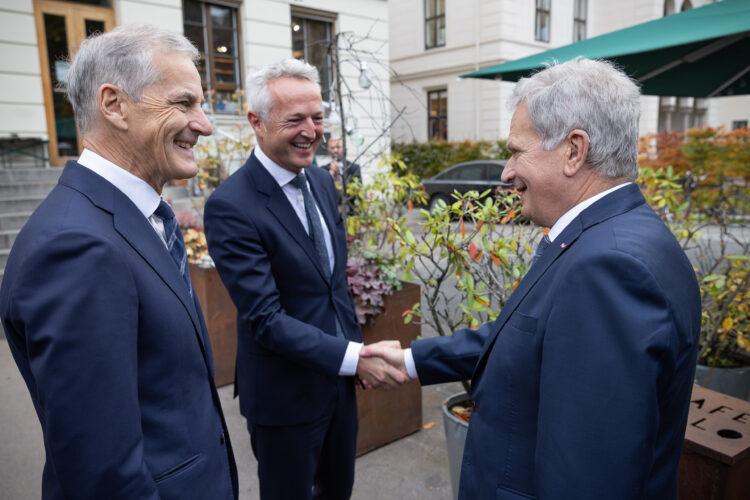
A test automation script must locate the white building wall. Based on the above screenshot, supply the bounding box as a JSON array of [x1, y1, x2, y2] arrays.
[[389, 0, 750, 145], [0, 0, 46, 138]]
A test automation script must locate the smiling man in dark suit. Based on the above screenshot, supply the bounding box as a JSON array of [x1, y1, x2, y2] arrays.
[[203, 59, 405, 500], [0, 25, 238, 499], [363, 58, 702, 499]]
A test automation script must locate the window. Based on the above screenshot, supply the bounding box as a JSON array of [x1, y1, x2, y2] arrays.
[[183, 0, 242, 113], [732, 120, 748, 130], [291, 13, 334, 102], [535, 0, 551, 42], [573, 0, 587, 42], [425, 0, 445, 49], [428, 89, 447, 140]]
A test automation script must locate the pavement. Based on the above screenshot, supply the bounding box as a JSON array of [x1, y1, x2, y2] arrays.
[[0, 336, 462, 500]]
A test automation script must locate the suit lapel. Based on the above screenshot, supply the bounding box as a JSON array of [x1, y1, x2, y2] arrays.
[[59, 162, 207, 358], [471, 183, 647, 382], [248, 156, 332, 283]]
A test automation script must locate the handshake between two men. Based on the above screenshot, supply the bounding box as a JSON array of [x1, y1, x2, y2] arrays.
[[356, 341, 409, 390]]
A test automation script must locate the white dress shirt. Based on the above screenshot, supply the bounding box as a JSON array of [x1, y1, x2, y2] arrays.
[[402, 182, 632, 379], [77, 149, 170, 246], [254, 146, 362, 376]]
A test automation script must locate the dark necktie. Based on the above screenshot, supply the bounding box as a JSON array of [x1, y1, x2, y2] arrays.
[[154, 200, 193, 296], [290, 173, 331, 280], [532, 234, 552, 265]]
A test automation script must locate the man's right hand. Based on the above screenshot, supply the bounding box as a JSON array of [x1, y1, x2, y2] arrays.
[[357, 341, 409, 390]]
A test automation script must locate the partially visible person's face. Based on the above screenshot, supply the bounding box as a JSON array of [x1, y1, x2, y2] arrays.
[[501, 102, 569, 228], [328, 137, 343, 158], [250, 77, 323, 174], [127, 50, 211, 192]]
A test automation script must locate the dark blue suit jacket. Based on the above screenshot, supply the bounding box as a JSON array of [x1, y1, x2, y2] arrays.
[[0, 162, 238, 500], [412, 184, 701, 499], [204, 152, 362, 426]]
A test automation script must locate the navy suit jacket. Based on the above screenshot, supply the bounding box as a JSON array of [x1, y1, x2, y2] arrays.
[[204, 152, 362, 426], [0, 162, 238, 500], [412, 184, 701, 499]]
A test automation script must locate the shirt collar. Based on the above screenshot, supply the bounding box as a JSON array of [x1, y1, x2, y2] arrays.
[[548, 182, 631, 242], [254, 145, 302, 187], [78, 148, 162, 218]]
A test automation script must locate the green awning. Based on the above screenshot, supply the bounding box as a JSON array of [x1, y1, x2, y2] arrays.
[[462, 0, 750, 97]]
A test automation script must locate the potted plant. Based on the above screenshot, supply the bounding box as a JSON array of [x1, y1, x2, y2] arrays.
[[639, 127, 750, 400], [343, 154, 430, 455], [388, 184, 541, 498]]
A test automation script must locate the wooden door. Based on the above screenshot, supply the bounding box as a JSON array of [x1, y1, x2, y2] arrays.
[[33, 0, 115, 166]]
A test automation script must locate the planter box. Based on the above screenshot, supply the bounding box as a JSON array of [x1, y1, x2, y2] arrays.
[[355, 282, 423, 456], [190, 263, 237, 387], [190, 265, 423, 451]]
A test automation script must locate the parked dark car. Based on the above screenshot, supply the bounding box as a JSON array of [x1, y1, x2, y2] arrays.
[[422, 160, 513, 211]]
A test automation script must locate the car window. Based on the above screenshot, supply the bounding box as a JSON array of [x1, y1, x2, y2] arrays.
[[488, 163, 504, 180], [454, 165, 485, 181]]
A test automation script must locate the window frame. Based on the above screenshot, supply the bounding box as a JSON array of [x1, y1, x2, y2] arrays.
[[535, 0, 551, 43], [182, 0, 243, 114], [427, 88, 448, 141], [424, 0, 446, 50], [290, 6, 336, 102], [573, 0, 587, 42]]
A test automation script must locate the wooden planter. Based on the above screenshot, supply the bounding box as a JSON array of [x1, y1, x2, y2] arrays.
[[190, 263, 237, 387], [191, 265, 423, 453], [356, 282, 423, 456]]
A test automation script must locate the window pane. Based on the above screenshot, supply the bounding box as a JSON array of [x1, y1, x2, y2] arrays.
[[437, 16, 446, 46], [184, 0, 203, 24], [536, 12, 549, 41], [184, 24, 205, 53], [457, 165, 484, 181], [212, 27, 235, 56], [210, 5, 232, 28], [425, 19, 436, 47], [574, 21, 586, 42], [306, 19, 331, 100], [291, 16, 305, 59], [437, 0, 445, 15], [488, 164, 504, 180], [425, 0, 435, 18], [84, 19, 104, 37]]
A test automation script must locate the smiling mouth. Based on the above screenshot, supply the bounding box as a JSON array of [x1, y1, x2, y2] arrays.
[[175, 140, 194, 150], [292, 142, 313, 150]]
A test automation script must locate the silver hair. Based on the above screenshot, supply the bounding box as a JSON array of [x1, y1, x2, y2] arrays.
[[508, 58, 641, 180], [64, 24, 199, 134], [246, 59, 321, 122]]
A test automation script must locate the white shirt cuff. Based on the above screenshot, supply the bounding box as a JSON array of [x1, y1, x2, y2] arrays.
[[339, 341, 364, 376], [404, 348, 418, 379]]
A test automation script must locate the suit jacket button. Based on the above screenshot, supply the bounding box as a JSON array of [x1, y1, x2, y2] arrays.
[[220, 433, 225, 446]]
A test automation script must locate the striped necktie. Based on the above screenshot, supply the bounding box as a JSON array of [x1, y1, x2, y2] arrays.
[[154, 200, 193, 296], [290, 173, 331, 280]]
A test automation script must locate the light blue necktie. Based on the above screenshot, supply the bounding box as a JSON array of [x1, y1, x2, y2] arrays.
[[532, 234, 552, 265], [290, 173, 331, 280], [154, 200, 193, 296]]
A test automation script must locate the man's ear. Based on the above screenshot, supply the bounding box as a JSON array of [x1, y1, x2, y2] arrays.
[[247, 110, 266, 139], [98, 84, 129, 131], [562, 129, 589, 177]]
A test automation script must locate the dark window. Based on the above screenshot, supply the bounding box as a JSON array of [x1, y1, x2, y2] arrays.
[[487, 163, 504, 180], [573, 0, 586, 42], [535, 0, 550, 42], [732, 120, 748, 130], [428, 89, 447, 140], [456, 165, 485, 181], [183, 0, 242, 113], [291, 15, 333, 101], [425, 0, 445, 49]]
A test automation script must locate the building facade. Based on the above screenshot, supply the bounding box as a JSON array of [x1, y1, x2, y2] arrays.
[[0, 0, 390, 170], [389, 0, 750, 144]]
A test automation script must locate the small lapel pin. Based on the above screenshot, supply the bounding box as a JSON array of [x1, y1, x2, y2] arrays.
[[560, 242, 567, 248]]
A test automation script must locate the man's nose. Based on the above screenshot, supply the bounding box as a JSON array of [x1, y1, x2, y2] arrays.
[[300, 117, 316, 138], [501, 160, 515, 183], [191, 107, 213, 136]]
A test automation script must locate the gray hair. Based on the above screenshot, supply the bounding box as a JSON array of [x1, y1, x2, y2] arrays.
[[64, 24, 199, 134], [247, 59, 321, 122], [508, 58, 641, 180]]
